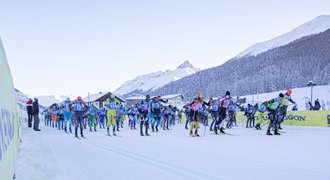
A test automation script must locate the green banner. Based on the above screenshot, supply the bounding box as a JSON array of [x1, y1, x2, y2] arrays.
[[235, 110, 330, 127], [0, 37, 22, 180]]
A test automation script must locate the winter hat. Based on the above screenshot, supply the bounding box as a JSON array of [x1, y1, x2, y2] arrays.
[[225, 91, 230, 96]]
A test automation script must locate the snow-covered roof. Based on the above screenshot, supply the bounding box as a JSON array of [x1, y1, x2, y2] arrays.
[[126, 94, 184, 100], [161, 94, 184, 99], [126, 96, 149, 100], [83, 92, 110, 102]]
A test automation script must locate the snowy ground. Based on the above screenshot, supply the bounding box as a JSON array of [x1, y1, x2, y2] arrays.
[[16, 121, 330, 180]]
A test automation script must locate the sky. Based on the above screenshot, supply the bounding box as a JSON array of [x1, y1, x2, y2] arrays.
[[0, 0, 329, 98]]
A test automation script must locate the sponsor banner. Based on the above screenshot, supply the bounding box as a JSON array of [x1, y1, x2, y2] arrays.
[[0, 37, 22, 180], [235, 111, 330, 127]]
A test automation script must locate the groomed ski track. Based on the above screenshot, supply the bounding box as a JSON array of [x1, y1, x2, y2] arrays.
[[15, 123, 330, 180]]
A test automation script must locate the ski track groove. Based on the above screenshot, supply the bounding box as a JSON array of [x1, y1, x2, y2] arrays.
[[83, 138, 222, 180]]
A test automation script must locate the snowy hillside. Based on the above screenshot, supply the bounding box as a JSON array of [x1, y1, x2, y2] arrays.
[[35, 95, 60, 107], [15, 89, 45, 118], [15, 89, 30, 112], [237, 15, 330, 57], [240, 85, 330, 111], [151, 26, 330, 100], [114, 61, 200, 98]]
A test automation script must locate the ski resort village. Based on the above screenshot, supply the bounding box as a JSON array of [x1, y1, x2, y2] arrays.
[[1, 1, 330, 180]]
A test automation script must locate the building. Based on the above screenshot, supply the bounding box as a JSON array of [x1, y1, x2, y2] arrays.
[[83, 92, 124, 109], [125, 96, 146, 108], [161, 94, 185, 108]]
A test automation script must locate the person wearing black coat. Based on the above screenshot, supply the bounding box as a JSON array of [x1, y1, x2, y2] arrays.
[[26, 98, 33, 127], [32, 98, 41, 131]]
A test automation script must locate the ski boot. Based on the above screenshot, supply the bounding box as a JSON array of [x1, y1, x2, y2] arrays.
[[65, 127, 67, 133], [152, 125, 155, 132], [69, 127, 72, 133], [274, 130, 281, 135], [155, 126, 159, 132], [266, 130, 273, 135], [195, 130, 200, 137], [81, 134, 85, 138], [140, 131, 144, 136], [185, 126, 188, 130], [220, 127, 225, 134], [189, 130, 194, 137]]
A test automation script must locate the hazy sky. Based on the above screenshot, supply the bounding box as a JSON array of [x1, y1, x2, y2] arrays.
[[0, 0, 329, 97]]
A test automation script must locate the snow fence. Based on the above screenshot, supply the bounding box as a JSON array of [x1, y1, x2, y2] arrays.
[[0, 37, 23, 179], [235, 110, 330, 127]]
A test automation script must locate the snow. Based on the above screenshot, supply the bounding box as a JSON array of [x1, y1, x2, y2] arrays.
[[240, 85, 330, 111], [16, 122, 330, 180], [35, 95, 60, 107], [35, 94, 76, 107], [114, 61, 200, 97], [237, 15, 330, 57]]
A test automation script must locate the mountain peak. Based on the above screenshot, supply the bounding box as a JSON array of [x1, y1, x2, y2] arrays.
[[177, 60, 194, 69], [236, 15, 330, 58]]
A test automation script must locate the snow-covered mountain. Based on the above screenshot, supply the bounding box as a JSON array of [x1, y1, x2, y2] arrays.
[[114, 61, 200, 99], [35, 94, 76, 107], [150, 16, 330, 100], [15, 88, 30, 112], [237, 15, 330, 57]]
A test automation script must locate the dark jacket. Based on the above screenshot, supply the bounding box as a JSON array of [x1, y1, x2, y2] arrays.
[[32, 101, 39, 115], [26, 100, 33, 114]]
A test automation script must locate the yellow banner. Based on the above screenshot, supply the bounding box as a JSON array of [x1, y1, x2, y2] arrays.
[[235, 110, 330, 127], [0, 37, 22, 180]]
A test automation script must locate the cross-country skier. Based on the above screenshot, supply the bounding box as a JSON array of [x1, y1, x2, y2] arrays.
[[62, 97, 73, 133], [98, 107, 107, 129], [244, 104, 254, 128], [189, 93, 210, 137], [51, 105, 57, 128], [105, 94, 117, 136], [88, 104, 99, 132], [183, 103, 192, 129], [265, 93, 284, 135], [57, 105, 65, 130], [209, 98, 219, 131], [128, 105, 138, 129], [215, 91, 235, 134], [71, 96, 88, 138], [151, 96, 164, 132], [278, 89, 295, 129], [255, 103, 267, 130], [226, 100, 236, 129], [138, 95, 151, 136]]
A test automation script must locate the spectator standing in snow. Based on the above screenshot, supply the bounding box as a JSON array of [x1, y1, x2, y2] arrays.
[[309, 99, 321, 111], [32, 98, 41, 131], [26, 98, 33, 128]]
